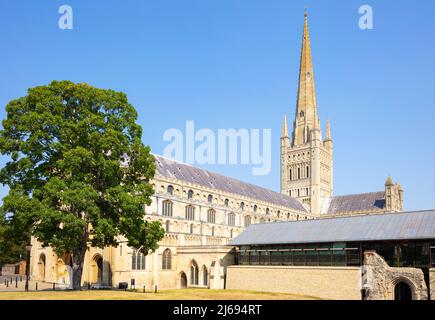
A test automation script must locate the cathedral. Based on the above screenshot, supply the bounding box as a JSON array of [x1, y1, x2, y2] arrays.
[[29, 13, 417, 299], [280, 13, 403, 216]]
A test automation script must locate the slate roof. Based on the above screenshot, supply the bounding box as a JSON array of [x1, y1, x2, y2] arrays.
[[230, 210, 435, 245], [153, 154, 308, 213], [323, 191, 386, 215]]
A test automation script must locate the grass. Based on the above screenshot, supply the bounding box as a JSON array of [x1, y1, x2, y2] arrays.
[[0, 288, 321, 300]]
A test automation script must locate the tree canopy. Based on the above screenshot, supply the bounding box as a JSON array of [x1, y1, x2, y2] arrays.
[[0, 81, 164, 288]]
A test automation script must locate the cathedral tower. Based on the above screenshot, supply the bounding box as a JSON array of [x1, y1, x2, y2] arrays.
[[281, 13, 333, 215]]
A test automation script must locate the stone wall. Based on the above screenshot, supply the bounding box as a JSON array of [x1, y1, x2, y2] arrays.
[[362, 251, 428, 300], [175, 246, 235, 289], [430, 268, 435, 300], [226, 265, 362, 300], [0, 262, 25, 276]]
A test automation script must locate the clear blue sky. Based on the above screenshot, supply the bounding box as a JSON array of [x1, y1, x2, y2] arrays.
[[0, 0, 434, 211]]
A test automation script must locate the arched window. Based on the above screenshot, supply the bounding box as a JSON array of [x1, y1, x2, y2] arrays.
[[224, 199, 229, 207], [266, 208, 270, 215], [207, 209, 216, 223], [190, 261, 199, 285], [277, 210, 281, 218], [207, 194, 213, 203], [211, 226, 215, 236], [187, 190, 194, 199], [131, 251, 136, 270], [298, 168, 301, 179], [185, 205, 195, 220], [189, 223, 194, 234], [167, 185, 174, 195], [162, 249, 172, 270], [253, 205, 257, 212], [132, 250, 146, 270], [165, 220, 170, 233], [289, 169, 292, 181], [202, 265, 208, 286], [240, 202, 245, 211], [244, 215, 251, 227], [141, 252, 146, 270], [162, 200, 173, 217], [306, 166, 309, 178], [230, 229, 234, 238], [228, 212, 235, 227]]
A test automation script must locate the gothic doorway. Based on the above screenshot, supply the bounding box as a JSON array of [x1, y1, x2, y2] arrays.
[[179, 272, 187, 288], [96, 256, 103, 284], [56, 253, 72, 285], [90, 254, 103, 285], [38, 254, 46, 281], [394, 281, 413, 300]]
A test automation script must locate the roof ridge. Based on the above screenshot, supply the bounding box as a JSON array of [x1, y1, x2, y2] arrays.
[[332, 190, 385, 198], [152, 153, 197, 168], [321, 209, 435, 221]]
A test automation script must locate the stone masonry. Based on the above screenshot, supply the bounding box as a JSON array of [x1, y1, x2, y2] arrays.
[[362, 250, 428, 300]]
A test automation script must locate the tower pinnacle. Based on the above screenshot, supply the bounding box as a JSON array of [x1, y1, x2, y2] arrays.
[[282, 113, 288, 137], [325, 119, 332, 141]]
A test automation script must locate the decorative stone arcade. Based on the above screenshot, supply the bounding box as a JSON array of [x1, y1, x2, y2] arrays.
[[362, 251, 428, 300]]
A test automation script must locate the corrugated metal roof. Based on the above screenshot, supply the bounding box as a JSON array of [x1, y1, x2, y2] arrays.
[[230, 210, 435, 245], [324, 191, 386, 215], [153, 154, 308, 212]]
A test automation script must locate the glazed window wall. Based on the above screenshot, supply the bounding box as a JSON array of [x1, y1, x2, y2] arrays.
[[361, 241, 433, 269], [238, 242, 361, 267], [238, 240, 434, 268]]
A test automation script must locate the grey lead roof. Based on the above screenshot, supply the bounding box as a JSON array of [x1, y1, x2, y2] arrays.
[[153, 154, 308, 213], [230, 210, 435, 245], [324, 191, 386, 215]]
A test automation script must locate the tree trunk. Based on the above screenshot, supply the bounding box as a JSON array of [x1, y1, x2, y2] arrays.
[[71, 233, 88, 290]]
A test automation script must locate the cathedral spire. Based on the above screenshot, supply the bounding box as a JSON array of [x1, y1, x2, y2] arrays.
[[281, 12, 333, 212], [292, 12, 319, 146]]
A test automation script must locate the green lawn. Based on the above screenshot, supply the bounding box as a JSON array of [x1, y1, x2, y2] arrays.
[[0, 288, 321, 300]]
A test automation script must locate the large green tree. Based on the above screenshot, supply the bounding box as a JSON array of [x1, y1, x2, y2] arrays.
[[0, 81, 164, 289]]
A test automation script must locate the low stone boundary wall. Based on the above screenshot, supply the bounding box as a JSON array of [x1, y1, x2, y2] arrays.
[[226, 265, 361, 300]]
